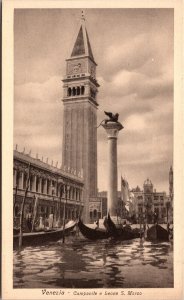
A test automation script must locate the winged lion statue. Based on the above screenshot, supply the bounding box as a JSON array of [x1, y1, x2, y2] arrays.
[[104, 111, 119, 124]]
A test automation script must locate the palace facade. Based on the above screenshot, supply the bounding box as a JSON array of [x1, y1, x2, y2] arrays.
[[13, 149, 84, 228]]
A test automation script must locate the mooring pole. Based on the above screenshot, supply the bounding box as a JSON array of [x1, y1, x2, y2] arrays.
[[13, 185, 18, 217], [62, 185, 70, 243], [19, 163, 31, 248], [58, 179, 64, 227], [31, 195, 38, 232]]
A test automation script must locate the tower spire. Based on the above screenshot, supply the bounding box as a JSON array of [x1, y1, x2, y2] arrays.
[[70, 11, 95, 62]]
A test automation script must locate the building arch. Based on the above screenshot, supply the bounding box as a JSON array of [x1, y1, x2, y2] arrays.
[[93, 209, 97, 219], [68, 87, 72, 96], [81, 86, 85, 95], [72, 87, 76, 96], [77, 86, 80, 95]]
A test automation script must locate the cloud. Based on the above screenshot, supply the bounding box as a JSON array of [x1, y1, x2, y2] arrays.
[[14, 76, 64, 162], [102, 15, 173, 80], [103, 33, 152, 75], [125, 114, 146, 132], [99, 67, 173, 101]]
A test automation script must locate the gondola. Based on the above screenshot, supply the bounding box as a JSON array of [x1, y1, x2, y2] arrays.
[[146, 224, 169, 241], [78, 215, 140, 241], [13, 220, 76, 248], [78, 218, 111, 240], [106, 214, 140, 240]]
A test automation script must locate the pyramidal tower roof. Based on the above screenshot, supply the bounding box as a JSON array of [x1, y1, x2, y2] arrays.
[[70, 11, 95, 62]]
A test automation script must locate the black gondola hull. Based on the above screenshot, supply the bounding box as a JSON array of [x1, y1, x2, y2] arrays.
[[146, 224, 169, 241], [78, 216, 140, 241], [78, 218, 111, 240], [106, 214, 140, 240], [13, 221, 76, 248]]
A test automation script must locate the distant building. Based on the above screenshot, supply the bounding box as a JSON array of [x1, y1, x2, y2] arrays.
[[13, 150, 84, 229], [89, 192, 109, 223], [130, 178, 170, 224], [89, 197, 102, 222], [93, 172, 173, 224], [89, 187, 129, 223]]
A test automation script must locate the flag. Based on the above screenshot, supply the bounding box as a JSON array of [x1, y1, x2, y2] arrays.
[[125, 203, 130, 212], [121, 176, 129, 203]]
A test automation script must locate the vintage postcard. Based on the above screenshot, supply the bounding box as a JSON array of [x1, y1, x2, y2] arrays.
[[2, 0, 183, 299]]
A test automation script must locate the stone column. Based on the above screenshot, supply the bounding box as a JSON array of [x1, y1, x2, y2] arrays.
[[33, 175, 37, 192], [39, 177, 42, 194], [76, 189, 78, 201], [21, 172, 24, 189], [13, 169, 17, 188], [47, 180, 51, 195], [102, 121, 123, 216], [44, 179, 48, 194]]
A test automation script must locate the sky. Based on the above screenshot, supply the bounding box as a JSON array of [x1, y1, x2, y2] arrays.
[[14, 8, 173, 193]]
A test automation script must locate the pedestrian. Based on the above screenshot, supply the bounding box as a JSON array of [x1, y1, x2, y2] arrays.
[[95, 219, 99, 229]]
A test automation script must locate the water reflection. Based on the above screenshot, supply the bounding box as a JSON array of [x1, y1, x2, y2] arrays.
[[14, 236, 173, 288]]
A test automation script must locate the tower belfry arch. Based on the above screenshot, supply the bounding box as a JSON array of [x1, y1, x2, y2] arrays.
[[62, 12, 99, 222]]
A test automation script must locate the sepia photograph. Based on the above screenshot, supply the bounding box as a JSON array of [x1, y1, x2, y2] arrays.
[[2, 0, 183, 299]]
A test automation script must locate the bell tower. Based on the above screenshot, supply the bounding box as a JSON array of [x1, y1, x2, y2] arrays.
[[62, 12, 99, 222]]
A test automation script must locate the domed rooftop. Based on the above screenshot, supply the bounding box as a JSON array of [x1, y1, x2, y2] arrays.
[[144, 178, 153, 186]]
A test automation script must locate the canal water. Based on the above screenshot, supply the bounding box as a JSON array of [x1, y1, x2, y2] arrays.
[[13, 234, 173, 288]]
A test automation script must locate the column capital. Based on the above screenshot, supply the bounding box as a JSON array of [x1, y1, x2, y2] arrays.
[[102, 121, 123, 139]]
